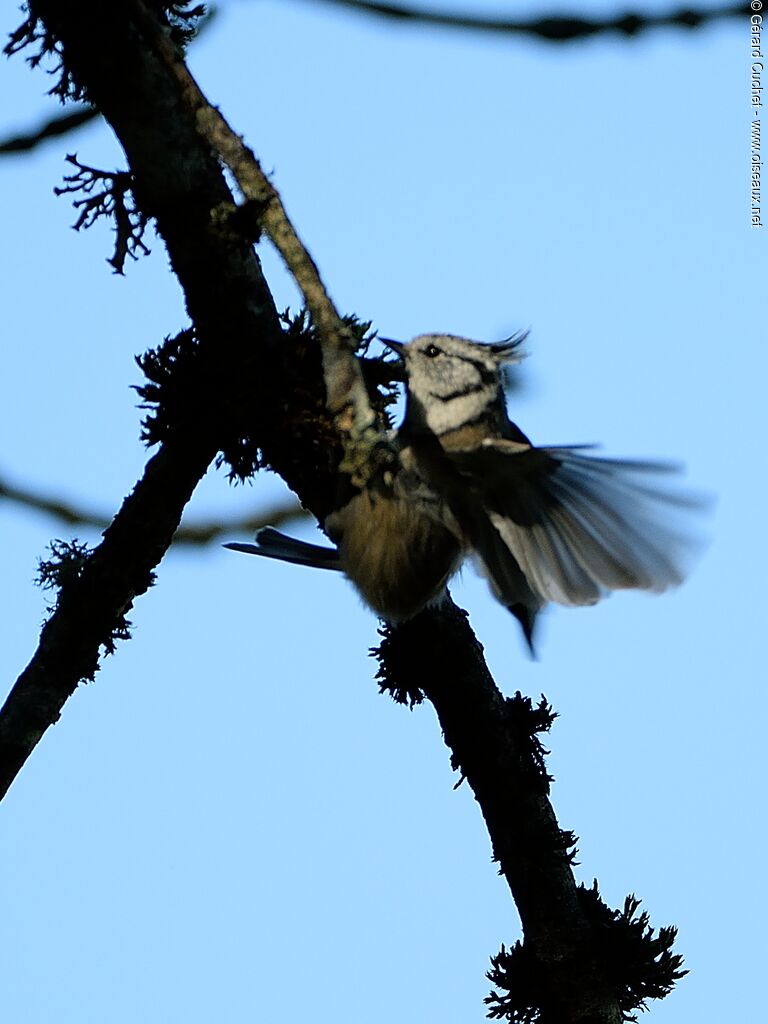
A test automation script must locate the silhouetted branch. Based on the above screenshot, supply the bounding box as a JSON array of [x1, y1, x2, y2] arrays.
[[313, 0, 748, 41], [376, 606, 687, 1021], [0, 472, 306, 543], [0, 435, 219, 799], [0, 1, 291, 798], [485, 887, 687, 1021], [0, 105, 98, 154], [128, 0, 379, 455]]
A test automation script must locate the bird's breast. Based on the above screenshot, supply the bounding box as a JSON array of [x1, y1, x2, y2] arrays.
[[328, 487, 462, 621]]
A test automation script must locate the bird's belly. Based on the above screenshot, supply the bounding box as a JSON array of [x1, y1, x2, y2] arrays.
[[331, 490, 462, 621]]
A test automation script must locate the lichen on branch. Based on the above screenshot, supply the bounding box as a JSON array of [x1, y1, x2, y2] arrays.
[[54, 153, 150, 273]]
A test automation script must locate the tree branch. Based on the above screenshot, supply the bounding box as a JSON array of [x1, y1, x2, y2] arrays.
[[311, 0, 749, 41], [1, 0, 393, 795], [0, 3, 218, 157], [0, 435, 217, 799], [376, 605, 683, 1023], [376, 603, 618, 1023], [0, 105, 98, 154], [0, 1, 290, 796], [126, 0, 381, 469], [0, 471, 306, 543]]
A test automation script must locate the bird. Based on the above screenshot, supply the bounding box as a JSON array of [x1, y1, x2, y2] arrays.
[[226, 333, 702, 653]]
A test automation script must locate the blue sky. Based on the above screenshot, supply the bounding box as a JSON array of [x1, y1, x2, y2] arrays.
[[0, 2, 764, 1021]]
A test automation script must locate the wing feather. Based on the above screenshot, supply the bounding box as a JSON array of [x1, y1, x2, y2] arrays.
[[448, 442, 704, 607]]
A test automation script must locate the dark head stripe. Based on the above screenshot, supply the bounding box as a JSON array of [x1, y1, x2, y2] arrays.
[[430, 380, 488, 402]]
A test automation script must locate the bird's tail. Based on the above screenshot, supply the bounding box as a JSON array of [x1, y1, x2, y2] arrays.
[[224, 527, 342, 571]]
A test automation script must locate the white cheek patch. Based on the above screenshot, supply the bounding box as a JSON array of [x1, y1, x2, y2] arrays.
[[425, 388, 491, 435]]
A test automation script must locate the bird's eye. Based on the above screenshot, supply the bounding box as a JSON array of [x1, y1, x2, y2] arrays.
[[424, 344, 442, 358]]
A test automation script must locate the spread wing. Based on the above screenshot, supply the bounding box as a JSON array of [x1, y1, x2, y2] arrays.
[[448, 439, 705, 609]]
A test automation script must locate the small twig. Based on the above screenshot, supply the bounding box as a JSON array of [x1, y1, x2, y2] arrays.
[[0, 472, 306, 544]]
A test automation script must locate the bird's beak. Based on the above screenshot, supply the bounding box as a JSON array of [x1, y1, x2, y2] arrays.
[[380, 337, 405, 357]]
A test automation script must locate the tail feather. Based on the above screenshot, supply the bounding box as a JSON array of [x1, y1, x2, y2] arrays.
[[224, 527, 342, 571], [468, 511, 543, 655]]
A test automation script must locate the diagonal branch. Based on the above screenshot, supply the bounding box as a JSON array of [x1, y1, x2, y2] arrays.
[[0, 2, 289, 797], [376, 605, 625, 1023], [376, 605, 682, 1022], [127, 0, 381, 470], [1, 0, 382, 798], [0, 435, 217, 799]]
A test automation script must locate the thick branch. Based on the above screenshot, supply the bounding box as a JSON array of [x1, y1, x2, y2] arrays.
[[0, 434, 217, 798], [127, 0, 377, 451], [0, 1, 291, 795], [377, 604, 624, 1024], [2, 0, 389, 795], [0, 5, 218, 157]]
